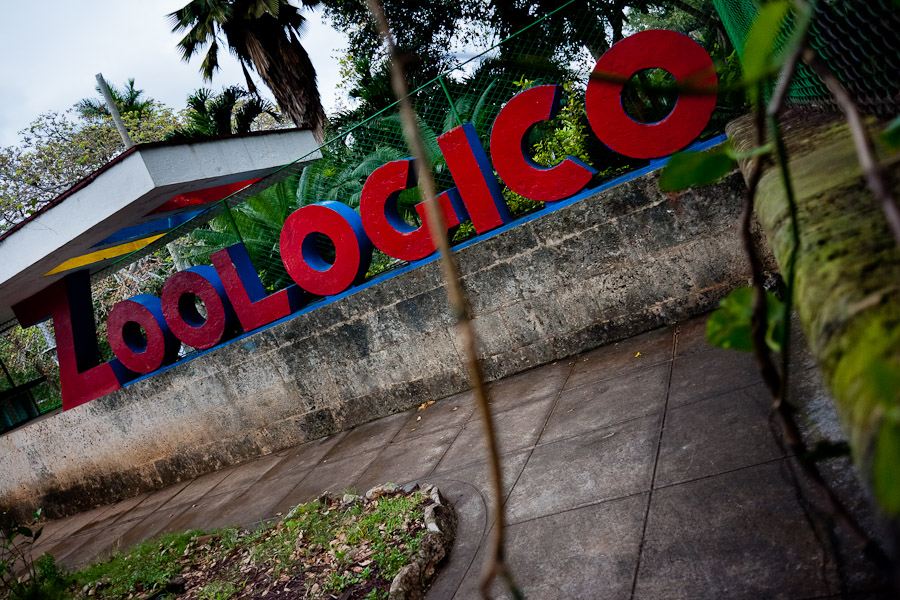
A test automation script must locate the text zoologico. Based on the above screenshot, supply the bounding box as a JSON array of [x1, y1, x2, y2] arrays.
[[14, 30, 718, 408]]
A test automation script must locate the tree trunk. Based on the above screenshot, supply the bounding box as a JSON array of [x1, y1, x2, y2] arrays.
[[244, 20, 325, 143], [727, 110, 900, 537]]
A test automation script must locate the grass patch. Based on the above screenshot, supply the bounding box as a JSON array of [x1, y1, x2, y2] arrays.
[[73, 531, 196, 597], [5, 489, 430, 600]]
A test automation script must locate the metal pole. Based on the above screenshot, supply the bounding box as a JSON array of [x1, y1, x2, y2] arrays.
[[96, 73, 134, 149]]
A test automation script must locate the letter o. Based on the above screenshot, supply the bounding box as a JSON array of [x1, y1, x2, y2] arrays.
[[161, 266, 237, 350], [280, 201, 373, 296], [585, 29, 718, 159], [107, 294, 179, 373]]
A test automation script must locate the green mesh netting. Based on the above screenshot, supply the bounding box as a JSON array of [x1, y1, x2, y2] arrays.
[[714, 0, 900, 115]]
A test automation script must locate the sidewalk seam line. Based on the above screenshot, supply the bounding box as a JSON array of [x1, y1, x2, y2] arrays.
[[629, 326, 678, 599]]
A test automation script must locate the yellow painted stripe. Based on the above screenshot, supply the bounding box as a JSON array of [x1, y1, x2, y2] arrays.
[[44, 234, 166, 276]]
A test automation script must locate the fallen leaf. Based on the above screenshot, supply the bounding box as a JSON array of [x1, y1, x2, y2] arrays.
[[416, 415, 422, 421], [635, 352, 641, 358], [417, 400, 435, 411]]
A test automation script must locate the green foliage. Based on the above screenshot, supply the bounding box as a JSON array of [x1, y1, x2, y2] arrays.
[[367, 249, 403, 279], [72, 530, 196, 598], [707, 50, 750, 132], [882, 115, 900, 151], [165, 86, 280, 141], [659, 146, 735, 191], [168, 0, 324, 130], [184, 176, 299, 293], [65, 492, 428, 597], [0, 105, 179, 231], [77, 78, 154, 121], [866, 361, 900, 512], [198, 581, 237, 599], [501, 78, 595, 216], [706, 287, 785, 353], [0, 325, 61, 413], [0, 510, 68, 600], [659, 139, 771, 191], [320, 0, 480, 78], [873, 411, 900, 514]]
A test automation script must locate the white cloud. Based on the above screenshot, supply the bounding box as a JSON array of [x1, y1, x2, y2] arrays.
[[0, 0, 347, 146]]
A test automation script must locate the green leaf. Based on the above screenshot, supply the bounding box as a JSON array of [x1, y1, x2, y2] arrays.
[[742, 1, 791, 102], [868, 359, 900, 402], [726, 142, 773, 160], [873, 414, 900, 515], [16, 526, 33, 537], [881, 115, 900, 151], [658, 148, 735, 191], [706, 287, 785, 353]]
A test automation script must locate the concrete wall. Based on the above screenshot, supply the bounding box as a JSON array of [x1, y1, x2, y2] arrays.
[[1, 167, 758, 519]]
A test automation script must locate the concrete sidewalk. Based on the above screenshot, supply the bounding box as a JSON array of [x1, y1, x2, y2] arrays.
[[24, 315, 890, 599]]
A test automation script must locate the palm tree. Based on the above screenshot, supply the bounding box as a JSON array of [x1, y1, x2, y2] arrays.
[[77, 78, 154, 120], [165, 86, 279, 140], [168, 0, 325, 140]]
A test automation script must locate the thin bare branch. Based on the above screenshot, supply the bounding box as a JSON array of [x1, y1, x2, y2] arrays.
[[741, 85, 782, 401], [364, 1, 522, 598]]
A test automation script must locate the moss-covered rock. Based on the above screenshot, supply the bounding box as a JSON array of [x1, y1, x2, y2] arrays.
[[727, 110, 900, 527]]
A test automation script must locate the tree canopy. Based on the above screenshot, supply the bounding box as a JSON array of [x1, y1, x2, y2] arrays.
[[76, 78, 155, 121], [169, 0, 325, 139], [165, 85, 281, 140]]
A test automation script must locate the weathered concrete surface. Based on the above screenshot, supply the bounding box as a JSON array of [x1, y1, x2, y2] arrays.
[[23, 317, 891, 598], [1, 166, 760, 520], [728, 110, 900, 536]]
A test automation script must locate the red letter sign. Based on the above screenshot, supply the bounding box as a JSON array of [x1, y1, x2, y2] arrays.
[[360, 158, 468, 261], [13, 271, 125, 410], [211, 243, 304, 332], [490, 85, 597, 202], [438, 124, 512, 232], [280, 201, 373, 296], [161, 266, 239, 350], [107, 294, 180, 373], [585, 29, 717, 159]]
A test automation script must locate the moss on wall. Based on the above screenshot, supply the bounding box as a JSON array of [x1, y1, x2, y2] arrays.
[[728, 110, 900, 520]]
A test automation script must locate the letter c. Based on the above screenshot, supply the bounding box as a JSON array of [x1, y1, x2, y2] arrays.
[[490, 85, 597, 202]]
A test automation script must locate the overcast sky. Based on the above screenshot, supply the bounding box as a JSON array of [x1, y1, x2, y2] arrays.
[[0, 0, 348, 147]]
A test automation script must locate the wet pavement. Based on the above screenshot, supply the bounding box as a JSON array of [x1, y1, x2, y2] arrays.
[[22, 314, 891, 599]]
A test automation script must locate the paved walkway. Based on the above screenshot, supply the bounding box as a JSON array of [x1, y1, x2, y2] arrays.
[[25, 315, 890, 598]]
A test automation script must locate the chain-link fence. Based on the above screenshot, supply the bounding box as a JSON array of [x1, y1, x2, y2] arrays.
[[714, 0, 900, 116], [1, 0, 742, 417]]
